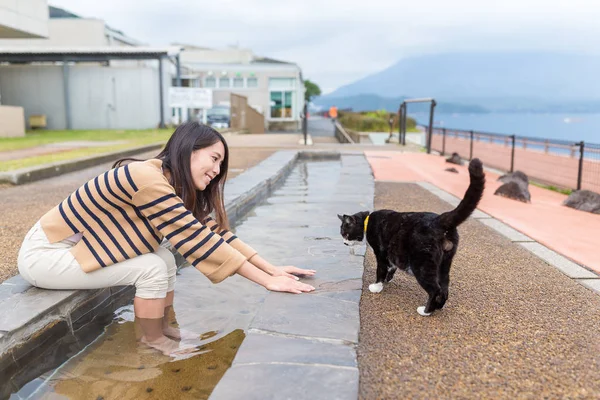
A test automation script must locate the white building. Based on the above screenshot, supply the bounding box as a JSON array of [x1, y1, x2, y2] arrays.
[[0, 6, 178, 130], [0, 6, 305, 132], [0, 0, 49, 136], [178, 45, 305, 131], [0, 0, 48, 38]]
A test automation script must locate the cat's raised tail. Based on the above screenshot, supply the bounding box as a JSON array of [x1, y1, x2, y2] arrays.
[[437, 158, 485, 230]]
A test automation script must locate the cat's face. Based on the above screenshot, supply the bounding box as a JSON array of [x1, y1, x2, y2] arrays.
[[338, 213, 365, 246]]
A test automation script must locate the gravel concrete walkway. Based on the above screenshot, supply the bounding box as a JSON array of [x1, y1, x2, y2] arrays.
[[358, 182, 600, 399]]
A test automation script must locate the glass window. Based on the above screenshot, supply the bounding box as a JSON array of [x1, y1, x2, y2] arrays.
[[205, 77, 216, 88], [269, 78, 295, 89], [270, 91, 283, 118], [283, 91, 293, 118], [219, 77, 230, 88], [247, 77, 258, 88], [233, 77, 244, 88], [270, 90, 294, 118]]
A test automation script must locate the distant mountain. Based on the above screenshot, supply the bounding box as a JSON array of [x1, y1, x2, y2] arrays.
[[315, 52, 600, 113]]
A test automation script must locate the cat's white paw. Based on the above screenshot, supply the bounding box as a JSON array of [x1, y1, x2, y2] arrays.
[[417, 306, 432, 316], [368, 282, 383, 293]]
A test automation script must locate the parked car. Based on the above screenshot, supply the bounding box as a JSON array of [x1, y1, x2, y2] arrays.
[[206, 106, 230, 129]]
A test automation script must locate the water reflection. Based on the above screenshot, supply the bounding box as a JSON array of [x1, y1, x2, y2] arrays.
[[29, 309, 244, 400]]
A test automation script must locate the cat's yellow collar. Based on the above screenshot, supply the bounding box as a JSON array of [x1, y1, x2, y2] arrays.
[[364, 215, 369, 232]]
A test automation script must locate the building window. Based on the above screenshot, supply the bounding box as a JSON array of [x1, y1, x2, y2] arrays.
[[270, 91, 294, 119], [269, 77, 295, 89], [219, 77, 231, 88], [233, 77, 244, 88], [247, 77, 258, 88], [205, 77, 216, 88]]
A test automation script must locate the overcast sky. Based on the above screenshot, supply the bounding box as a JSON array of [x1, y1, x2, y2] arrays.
[[49, 0, 600, 94]]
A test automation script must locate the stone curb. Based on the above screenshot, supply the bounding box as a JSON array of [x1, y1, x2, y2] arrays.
[[0, 148, 322, 397], [0, 142, 165, 186]]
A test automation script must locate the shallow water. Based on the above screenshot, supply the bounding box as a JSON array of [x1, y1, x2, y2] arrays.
[[13, 159, 350, 400]]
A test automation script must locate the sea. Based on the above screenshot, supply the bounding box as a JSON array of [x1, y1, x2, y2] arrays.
[[412, 112, 600, 145]]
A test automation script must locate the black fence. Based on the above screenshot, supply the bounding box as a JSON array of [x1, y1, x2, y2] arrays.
[[424, 126, 600, 192]]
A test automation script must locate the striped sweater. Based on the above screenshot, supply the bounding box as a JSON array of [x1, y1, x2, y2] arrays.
[[40, 159, 256, 283]]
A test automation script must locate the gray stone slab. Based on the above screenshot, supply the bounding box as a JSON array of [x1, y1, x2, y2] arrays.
[[0, 288, 76, 333], [251, 293, 359, 343], [2, 275, 31, 287], [479, 218, 534, 242], [0, 283, 31, 297], [519, 242, 598, 279], [471, 209, 491, 219], [416, 181, 440, 192], [314, 290, 362, 304], [577, 279, 600, 294], [234, 331, 356, 367], [417, 181, 465, 206], [310, 277, 363, 294], [351, 244, 367, 256], [434, 192, 461, 206], [209, 364, 358, 400]]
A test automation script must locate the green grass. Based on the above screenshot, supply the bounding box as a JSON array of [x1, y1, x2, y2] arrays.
[[531, 181, 573, 195], [339, 110, 418, 133], [0, 129, 172, 171], [0, 128, 173, 152]]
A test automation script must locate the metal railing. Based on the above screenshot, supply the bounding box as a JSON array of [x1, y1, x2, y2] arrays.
[[425, 126, 600, 192]]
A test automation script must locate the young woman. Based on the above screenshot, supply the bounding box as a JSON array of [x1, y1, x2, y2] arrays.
[[17, 122, 315, 355]]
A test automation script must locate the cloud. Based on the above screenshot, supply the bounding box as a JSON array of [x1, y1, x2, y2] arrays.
[[49, 0, 600, 92]]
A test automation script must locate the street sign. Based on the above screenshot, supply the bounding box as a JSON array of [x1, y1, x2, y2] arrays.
[[168, 87, 213, 108]]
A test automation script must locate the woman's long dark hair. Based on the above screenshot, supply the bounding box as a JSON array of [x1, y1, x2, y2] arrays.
[[114, 122, 230, 229]]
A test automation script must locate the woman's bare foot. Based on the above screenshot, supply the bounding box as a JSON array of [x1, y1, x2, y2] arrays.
[[163, 326, 199, 341], [140, 335, 196, 356]]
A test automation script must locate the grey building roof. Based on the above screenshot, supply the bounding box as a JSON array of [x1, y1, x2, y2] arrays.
[[48, 6, 80, 19], [0, 46, 182, 62], [252, 56, 294, 65]]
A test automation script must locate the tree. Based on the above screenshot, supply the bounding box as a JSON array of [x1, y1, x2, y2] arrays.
[[304, 80, 321, 102]]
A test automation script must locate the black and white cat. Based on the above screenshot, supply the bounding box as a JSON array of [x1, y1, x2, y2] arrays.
[[338, 158, 485, 316]]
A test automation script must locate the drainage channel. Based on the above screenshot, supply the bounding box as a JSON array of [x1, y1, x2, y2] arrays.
[[11, 153, 374, 400]]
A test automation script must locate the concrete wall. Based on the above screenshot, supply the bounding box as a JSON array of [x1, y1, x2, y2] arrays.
[[0, 0, 48, 38], [0, 63, 164, 130], [230, 93, 265, 134], [0, 105, 25, 137], [0, 65, 66, 129], [0, 19, 109, 46], [180, 48, 253, 64], [69, 64, 161, 130]]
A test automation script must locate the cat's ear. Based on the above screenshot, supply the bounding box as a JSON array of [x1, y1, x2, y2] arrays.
[[337, 214, 344, 221]]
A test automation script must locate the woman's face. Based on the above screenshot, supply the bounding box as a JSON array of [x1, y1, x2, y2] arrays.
[[190, 141, 225, 191]]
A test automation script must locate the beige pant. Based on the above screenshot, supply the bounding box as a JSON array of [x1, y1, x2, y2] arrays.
[[17, 221, 176, 299]]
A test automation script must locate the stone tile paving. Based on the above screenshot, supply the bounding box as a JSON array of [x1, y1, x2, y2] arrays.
[[210, 154, 373, 399]]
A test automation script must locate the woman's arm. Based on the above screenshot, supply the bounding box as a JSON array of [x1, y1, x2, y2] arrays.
[[248, 254, 316, 280], [202, 217, 316, 280], [236, 260, 314, 294]]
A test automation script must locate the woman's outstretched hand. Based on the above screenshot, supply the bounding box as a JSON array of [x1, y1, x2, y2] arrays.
[[265, 276, 315, 294], [272, 265, 317, 280]]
